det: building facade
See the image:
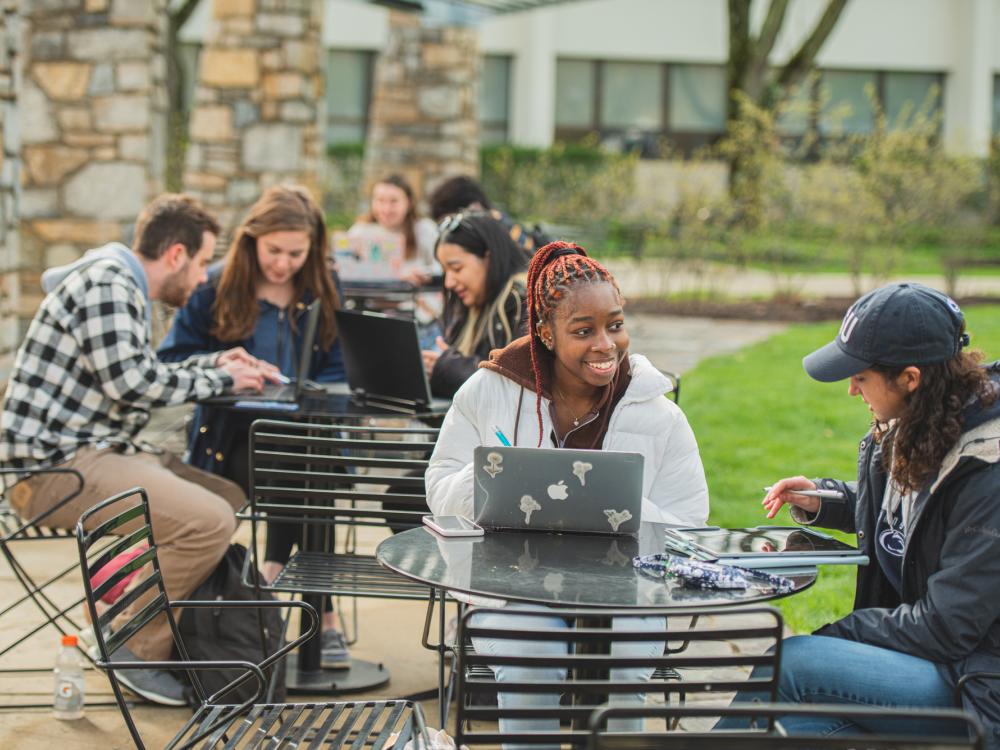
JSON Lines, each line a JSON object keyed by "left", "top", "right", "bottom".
{"left": 305, "top": 0, "right": 1000, "bottom": 156}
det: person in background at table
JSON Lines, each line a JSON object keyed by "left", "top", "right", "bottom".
{"left": 349, "top": 174, "right": 441, "bottom": 342}
{"left": 426, "top": 241, "right": 709, "bottom": 745}
{"left": 158, "top": 185, "right": 352, "bottom": 669}
{"left": 728, "top": 283, "right": 1000, "bottom": 746}
{"left": 421, "top": 211, "right": 529, "bottom": 399}
{"left": 428, "top": 174, "right": 552, "bottom": 254}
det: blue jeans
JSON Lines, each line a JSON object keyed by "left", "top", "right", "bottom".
{"left": 719, "top": 634, "right": 961, "bottom": 737}
{"left": 471, "top": 604, "right": 664, "bottom": 750}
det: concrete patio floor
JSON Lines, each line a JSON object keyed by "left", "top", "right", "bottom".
{"left": 0, "top": 313, "right": 788, "bottom": 747}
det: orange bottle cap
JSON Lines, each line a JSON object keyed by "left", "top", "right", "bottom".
{"left": 61, "top": 634, "right": 77, "bottom": 647}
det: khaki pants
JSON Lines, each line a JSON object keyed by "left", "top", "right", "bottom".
{"left": 12, "top": 446, "right": 244, "bottom": 661}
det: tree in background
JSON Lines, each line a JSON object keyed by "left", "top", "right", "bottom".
{"left": 726, "top": 0, "right": 849, "bottom": 212}
{"left": 166, "top": 0, "right": 199, "bottom": 191}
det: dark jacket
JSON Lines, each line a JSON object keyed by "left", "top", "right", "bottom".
{"left": 157, "top": 266, "right": 346, "bottom": 483}
{"left": 793, "top": 363, "right": 1000, "bottom": 746}
{"left": 429, "top": 278, "right": 526, "bottom": 398}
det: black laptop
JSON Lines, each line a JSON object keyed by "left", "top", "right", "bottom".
{"left": 208, "top": 299, "right": 321, "bottom": 404}
{"left": 335, "top": 309, "right": 451, "bottom": 413}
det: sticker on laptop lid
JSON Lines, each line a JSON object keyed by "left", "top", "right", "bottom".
{"left": 483, "top": 451, "right": 504, "bottom": 478}
{"left": 604, "top": 508, "right": 633, "bottom": 532}
{"left": 572, "top": 460, "right": 593, "bottom": 486}
{"left": 520, "top": 494, "right": 541, "bottom": 523}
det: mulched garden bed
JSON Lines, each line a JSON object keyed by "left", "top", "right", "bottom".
{"left": 629, "top": 295, "right": 1000, "bottom": 322}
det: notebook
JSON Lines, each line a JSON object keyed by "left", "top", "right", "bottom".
{"left": 664, "top": 526, "right": 868, "bottom": 568}
{"left": 335, "top": 309, "right": 451, "bottom": 413}
{"left": 472, "top": 445, "right": 644, "bottom": 536}
{"left": 208, "top": 299, "right": 321, "bottom": 404}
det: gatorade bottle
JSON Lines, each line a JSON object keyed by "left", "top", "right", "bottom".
{"left": 53, "top": 634, "right": 85, "bottom": 720}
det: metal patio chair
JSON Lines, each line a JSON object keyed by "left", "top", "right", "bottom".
{"left": 587, "top": 703, "right": 983, "bottom": 750}
{"left": 454, "top": 604, "right": 785, "bottom": 749}
{"left": 76, "top": 486, "right": 428, "bottom": 750}
{"left": 0, "top": 467, "right": 119, "bottom": 707}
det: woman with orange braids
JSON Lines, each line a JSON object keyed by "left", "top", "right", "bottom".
{"left": 425, "top": 242, "right": 709, "bottom": 744}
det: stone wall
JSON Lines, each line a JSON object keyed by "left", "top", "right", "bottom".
{"left": 0, "top": 0, "right": 19, "bottom": 373}
{"left": 182, "top": 0, "right": 323, "bottom": 240}
{"left": 18, "top": 0, "right": 167, "bottom": 316}
{"left": 361, "top": 11, "right": 480, "bottom": 206}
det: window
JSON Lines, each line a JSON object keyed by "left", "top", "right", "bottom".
{"left": 555, "top": 59, "right": 595, "bottom": 129}
{"left": 669, "top": 64, "right": 726, "bottom": 132}
{"left": 325, "top": 50, "right": 374, "bottom": 146}
{"left": 553, "top": 59, "right": 726, "bottom": 156}
{"left": 480, "top": 55, "right": 511, "bottom": 144}
{"left": 600, "top": 62, "right": 662, "bottom": 130}
{"left": 819, "top": 70, "right": 876, "bottom": 135}
{"left": 884, "top": 71, "right": 942, "bottom": 126}
{"left": 776, "top": 69, "right": 945, "bottom": 145}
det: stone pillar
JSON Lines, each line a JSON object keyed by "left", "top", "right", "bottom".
{"left": 18, "top": 0, "right": 167, "bottom": 317}
{"left": 361, "top": 11, "right": 480, "bottom": 206}
{"left": 0, "top": 0, "right": 19, "bottom": 372}
{"left": 183, "top": 0, "right": 323, "bottom": 238}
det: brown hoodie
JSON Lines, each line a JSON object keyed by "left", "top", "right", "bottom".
{"left": 479, "top": 334, "right": 632, "bottom": 449}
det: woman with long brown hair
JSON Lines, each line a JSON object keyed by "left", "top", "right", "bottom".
{"left": 728, "top": 282, "right": 1000, "bottom": 743}
{"left": 158, "top": 184, "right": 351, "bottom": 668}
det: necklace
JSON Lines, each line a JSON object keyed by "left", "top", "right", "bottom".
{"left": 554, "top": 385, "right": 598, "bottom": 428}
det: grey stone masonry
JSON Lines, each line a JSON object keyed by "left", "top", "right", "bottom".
{"left": 17, "top": 0, "right": 166, "bottom": 326}
{"left": 0, "top": 0, "right": 19, "bottom": 375}
{"left": 361, "top": 11, "right": 480, "bottom": 209}
{"left": 182, "top": 0, "right": 323, "bottom": 242}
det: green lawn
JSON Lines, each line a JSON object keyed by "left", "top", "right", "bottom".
{"left": 679, "top": 305, "right": 1000, "bottom": 633}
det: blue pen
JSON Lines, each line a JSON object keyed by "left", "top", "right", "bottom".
{"left": 493, "top": 426, "right": 511, "bottom": 446}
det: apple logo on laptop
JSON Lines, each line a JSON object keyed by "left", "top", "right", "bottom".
{"left": 547, "top": 480, "right": 569, "bottom": 500}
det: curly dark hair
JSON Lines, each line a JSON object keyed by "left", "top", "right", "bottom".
{"left": 873, "top": 346, "right": 997, "bottom": 493}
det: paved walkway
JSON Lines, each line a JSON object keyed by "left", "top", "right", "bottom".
{"left": 0, "top": 312, "right": 790, "bottom": 745}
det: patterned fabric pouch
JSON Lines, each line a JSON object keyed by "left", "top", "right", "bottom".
{"left": 633, "top": 553, "right": 793, "bottom": 594}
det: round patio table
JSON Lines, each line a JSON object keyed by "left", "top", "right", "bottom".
{"left": 376, "top": 522, "right": 816, "bottom": 723}
{"left": 376, "top": 522, "right": 816, "bottom": 609}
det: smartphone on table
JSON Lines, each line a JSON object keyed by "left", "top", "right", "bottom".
{"left": 422, "top": 515, "right": 484, "bottom": 537}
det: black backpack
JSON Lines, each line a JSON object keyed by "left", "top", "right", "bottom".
{"left": 176, "top": 544, "right": 286, "bottom": 704}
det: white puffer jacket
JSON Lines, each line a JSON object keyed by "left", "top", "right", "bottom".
{"left": 426, "top": 353, "right": 709, "bottom": 527}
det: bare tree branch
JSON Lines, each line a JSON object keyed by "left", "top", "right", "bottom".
{"left": 754, "top": 0, "right": 789, "bottom": 66}
{"left": 776, "top": 0, "right": 849, "bottom": 91}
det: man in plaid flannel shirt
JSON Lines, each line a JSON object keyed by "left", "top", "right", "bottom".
{"left": 0, "top": 194, "right": 279, "bottom": 705}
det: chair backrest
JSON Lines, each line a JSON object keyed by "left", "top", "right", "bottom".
{"left": 587, "top": 704, "right": 984, "bottom": 750}
{"left": 455, "top": 605, "right": 784, "bottom": 749}
{"left": 75, "top": 486, "right": 192, "bottom": 744}
{"left": 247, "top": 418, "right": 439, "bottom": 539}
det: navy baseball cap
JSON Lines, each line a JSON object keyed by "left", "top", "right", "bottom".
{"left": 803, "top": 283, "right": 967, "bottom": 383}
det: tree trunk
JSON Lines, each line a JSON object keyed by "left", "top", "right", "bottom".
{"left": 165, "top": 0, "right": 199, "bottom": 192}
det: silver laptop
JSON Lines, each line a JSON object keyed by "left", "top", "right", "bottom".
{"left": 473, "top": 446, "right": 644, "bottom": 536}
{"left": 335, "top": 309, "right": 451, "bottom": 413}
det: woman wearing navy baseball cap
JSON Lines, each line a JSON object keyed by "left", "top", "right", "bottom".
{"left": 735, "top": 282, "right": 1000, "bottom": 743}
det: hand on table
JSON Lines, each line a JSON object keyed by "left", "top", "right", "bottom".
{"left": 403, "top": 269, "right": 432, "bottom": 286}
{"left": 218, "top": 349, "right": 284, "bottom": 393}
{"left": 762, "top": 476, "right": 821, "bottom": 519}
{"left": 421, "top": 337, "right": 449, "bottom": 377}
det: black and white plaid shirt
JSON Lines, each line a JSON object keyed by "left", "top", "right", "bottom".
{"left": 0, "top": 258, "right": 232, "bottom": 473}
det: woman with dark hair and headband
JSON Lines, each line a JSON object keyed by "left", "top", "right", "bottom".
{"left": 730, "top": 282, "right": 1000, "bottom": 745}
{"left": 421, "top": 211, "right": 529, "bottom": 398}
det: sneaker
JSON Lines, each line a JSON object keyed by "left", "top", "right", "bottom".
{"left": 107, "top": 644, "right": 189, "bottom": 706}
{"left": 320, "top": 629, "right": 351, "bottom": 670}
